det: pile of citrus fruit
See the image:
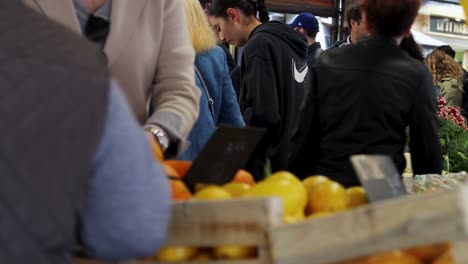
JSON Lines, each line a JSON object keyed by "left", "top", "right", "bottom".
{"left": 147, "top": 143, "right": 454, "bottom": 263}
{"left": 337, "top": 242, "right": 453, "bottom": 264}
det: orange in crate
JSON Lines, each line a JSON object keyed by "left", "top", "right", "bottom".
{"left": 232, "top": 169, "right": 255, "bottom": 186}
{"left": 148, "top": 135, "right": 164, "bottom": 161}
{"left": 164, "top": 160, "right": 192, "bottom": 179}
{"left": 162, "top": 163, "right": 180, "bottom": 178}
{"left": 433, "top": 249, "right": 454, "bottom": 264}
{"left": 366, "top": 251, "right": 422, "bottom": 264}
{"left": 162, "top": 162, "right": 192, "bottom": 201}
{"left": 170, "top": 178, "right": 193, "bottom": 201}
{"left": 405, "top": 242, "right": 451, "bottom": 262}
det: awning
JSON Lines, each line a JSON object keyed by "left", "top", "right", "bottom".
{"left": 425, "top": 33, "right": 468, "bottom": 50}
{"left": 420, "top": 1, "right": 466, "bottom": 20}
{"left": 411, "top": 30, "right": 447, "bottom": 47}
{"left": 267, "top": 0, "right": 337, "bottom": 17}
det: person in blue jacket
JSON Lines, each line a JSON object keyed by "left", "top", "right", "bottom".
{"left": 180, "top": 0, "right": 245, "bottom": 161}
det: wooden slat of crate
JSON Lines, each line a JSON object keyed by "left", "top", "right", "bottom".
{"left": 124, "top": 198, "right": 283, "bottom": 264}
{"left": 163, "top": 198, "right": 283, "bottom": 247}
{"left": 72, "top": 258, "right": 111, "bottom": 264}
{"left": 452, "top": 240, "right": 468, "bottom": 263}
{"left": 271, "top": 186, "right": 468, "bottom": 264}
{"left": 135, "top": 260, "right": 262, "bottom": 264}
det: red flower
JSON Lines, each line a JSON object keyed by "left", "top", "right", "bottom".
{"left": 437, "top": 97, "right": 468, "bottom": 130}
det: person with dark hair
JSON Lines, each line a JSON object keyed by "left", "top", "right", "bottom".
{"left": 400, "top": 33, "right": 424, "bottom": 62}
{"left": 208, "top": 0, "right": 309, "bottom": 178}
{"left": 289, "top": 0, "right": 442, "bottom": 187}
{"left": 329, "top": 2, "right": 369, "bottom": 49}
{"left": 289, "top": 13, "right": 323, "bottom": 67}
{"left": 436, "top": 45, "right": 456, "bottom": 59}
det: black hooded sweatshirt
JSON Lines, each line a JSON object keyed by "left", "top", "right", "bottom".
{"left": 240, "top": 21, "right": 309, "bottom": 178}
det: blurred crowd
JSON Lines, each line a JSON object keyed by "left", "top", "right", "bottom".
{"left": 1, "top": 0, "right": 458, "bottom": 262}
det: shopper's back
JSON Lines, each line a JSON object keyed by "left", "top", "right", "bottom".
{"left": 0, "top": 2, "right": 108, "bottom": 263}
{"left": 298, "top": 38, "right": 440, "bottom": 186}
{"left": 289, "top": 0, "right": 442, "bottom": 187}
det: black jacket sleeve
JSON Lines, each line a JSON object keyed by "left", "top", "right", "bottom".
{"left": 409, "top": 71, "right": 443, "bottom": 175}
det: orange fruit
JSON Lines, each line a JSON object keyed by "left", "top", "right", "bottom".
{"left": 164, "top": 160, "right": 192, "bottom": 179}
{"left": 366, "top": 251, "right": 422, "bottom": 264}
{"left": 147, "top": 134, "right": 164, "bottom": 161}
{"left": 307, "top": 180, "right": 347, "bottom": 214}
{"left": 170, "top": 179, "right": 192, "bottom": 201}
{"left": 232, "top": 169, "right": 255, "bottom": 185}
{"left": 405, "top": 242, "right": 451, "bottom": 262}
{"left": 433, "top": 249, "right": 454, "bottom": 264}
{"left": 162, "top": 163, "right": 180, "bottom": 178}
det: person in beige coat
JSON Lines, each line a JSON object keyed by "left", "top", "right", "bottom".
{"left": 23, "top": 0, "right": 200, "bottom": 155}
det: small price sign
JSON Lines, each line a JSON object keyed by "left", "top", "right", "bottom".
{"left": 350, "top": 155, "right": 408, "bottom": 202}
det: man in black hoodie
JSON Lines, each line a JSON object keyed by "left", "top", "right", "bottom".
{"left": 208, "top": 0, "right": 309, "bottom": 178}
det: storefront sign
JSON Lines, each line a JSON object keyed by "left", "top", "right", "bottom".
{"left": 430, "top": 15, "right": 468, "bottom": 37}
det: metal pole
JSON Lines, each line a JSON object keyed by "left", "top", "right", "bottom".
{"left": 331, "top": 0, "right": 345, "bottom": 44}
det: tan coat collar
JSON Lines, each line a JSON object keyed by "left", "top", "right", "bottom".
{"left": 27, "top": 0, "right": 147, "bottom": 65}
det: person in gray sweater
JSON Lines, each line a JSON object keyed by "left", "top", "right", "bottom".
{"left": 0, "top": 2, "right": 170, "bottom": 263}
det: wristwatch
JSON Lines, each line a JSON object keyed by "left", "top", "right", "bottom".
{"left": 145, "top": 125, "right": 170, "bottom": 152}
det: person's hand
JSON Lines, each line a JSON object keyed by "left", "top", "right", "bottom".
{"left": 146, "top": 131, "right": 164, "bottom": 161}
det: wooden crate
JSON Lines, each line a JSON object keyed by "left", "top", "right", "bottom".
{"left": 270, "top": 186, "right": 468, "bottom": 264}
{"left": 123, "top": 197, "right": 284, "bottom": 264}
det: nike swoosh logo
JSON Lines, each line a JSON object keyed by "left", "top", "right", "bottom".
{"left": 292, "top": 59, "right": 308, "bottom": 83}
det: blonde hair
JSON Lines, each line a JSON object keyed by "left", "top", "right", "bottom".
{"left": 425, "top": 50, "right": 463, "bottom": 85}
{"left": 184, "top": 0, "right": 218, "bottom": 54}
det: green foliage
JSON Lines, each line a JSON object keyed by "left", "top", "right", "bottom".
{"left": 439, "top": 117, "right": 468, "bottom": 173}
{"left": 264, "top": 159, "right": 272, "bottom": 178}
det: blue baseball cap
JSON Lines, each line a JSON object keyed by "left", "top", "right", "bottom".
{"left": 288, "top": 13, "right": 319, "bottom": 33}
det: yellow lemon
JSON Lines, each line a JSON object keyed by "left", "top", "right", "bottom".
{"left": 243, "top": 178, "right": 303, "bottom": 216}
{"left": 266, "top": 171, "right": 307, "bottom": 210}
{"left": 153, "top": 246, "right": 198, "bottom": 262}
{"left": 346, "top": 186, "right": 369, "bottom": 208}
{"left": 194, "top": 185, "right": 232, "bottom": 200}
{"left": 190, "top": 249, "right": 214, "bottom": 260}
{"left": 284, "top": 209, "right": 306, "bottom": 224}
{"left": 214, "top": 245, "right": 256, "bottom": 259}
{"left": 222, "top": 182, "right": 251, "bottom": 197}
{"left": 307, "top": 180, "right": 348, "bottom": 214}
{"left": 302, "top": 175, "right": 330, "bottom": 192}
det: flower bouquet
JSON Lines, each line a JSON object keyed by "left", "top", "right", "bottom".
{"left": 437, "top": 97, "right": 468, "bottom": 173}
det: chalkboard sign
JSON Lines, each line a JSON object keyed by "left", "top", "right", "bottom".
{"left": 183, "top": 126, "right": 266, "bottom": 189}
